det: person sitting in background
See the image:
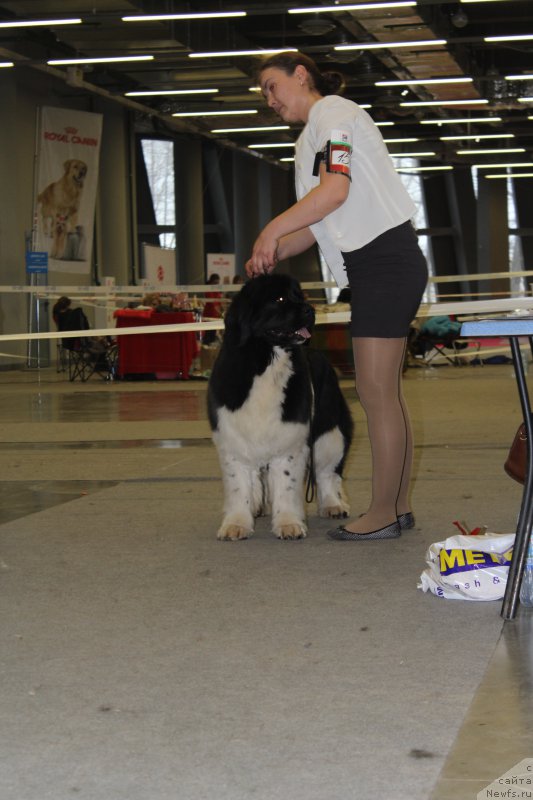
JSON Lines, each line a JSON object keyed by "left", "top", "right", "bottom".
{"left": 202, "top": 273, "right": 223, "bottom": 346}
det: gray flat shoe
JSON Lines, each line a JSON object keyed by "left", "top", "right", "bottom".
{"left": 327, "top": 521, "right": 401, "bottom": 541}
{"left": 397, "top": 512, "right": 415, "bottom": 530}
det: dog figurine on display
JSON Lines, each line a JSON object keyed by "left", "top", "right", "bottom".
{"left": 208, "top": 273, "right": 353, "bottom": 541}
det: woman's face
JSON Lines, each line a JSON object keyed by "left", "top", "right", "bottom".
{"left": 260, "top": 66, "right": 308, "bottom": 123}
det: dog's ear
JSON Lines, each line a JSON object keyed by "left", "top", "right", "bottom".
{"left": 223, "top": 291, "right": 253, "bottom": 347}
{"left": 64, "top": 159, "right": 74, "bottom": 171}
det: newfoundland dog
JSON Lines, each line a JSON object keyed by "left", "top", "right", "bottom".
{"left": 208, "top": 273, "right": 353, "bottom": 541}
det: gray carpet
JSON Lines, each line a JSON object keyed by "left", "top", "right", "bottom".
{"left": 0, "top": 476, "right": 505, "bottom": 800}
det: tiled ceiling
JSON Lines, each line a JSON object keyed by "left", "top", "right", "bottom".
{"left": 0, "top": 1, "right": 532, "bottom": 170}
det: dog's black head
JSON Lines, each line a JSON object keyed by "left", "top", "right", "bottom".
{"left": 224, "top": 273, "right": 315, "bottom": 348}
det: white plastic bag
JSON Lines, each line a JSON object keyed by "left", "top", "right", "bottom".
{"left": 418, "top": 532, "right": 515, "bottom": 601}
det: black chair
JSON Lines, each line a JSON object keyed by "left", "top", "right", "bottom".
{"left": 57, "top": 306, "right": 117, "bottom": 382}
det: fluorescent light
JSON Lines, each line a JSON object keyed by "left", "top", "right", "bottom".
{"left": 189, "top": 48, "right": 298, "bottom": 59}
{"left": 249, "top": 87, "right": 262, "bottom": 93}
{"left": 505, "top": 74, "right": 533, "bottom": 81}
{"left": 401, "top": 99, "right": 488, "bottom": 107}
{"left": 376, "top": 77, "right": 472, "bottom": 87}
{"left": 249, "top": 143, "right": 296, "bottom": 149}
{"left": 396, "top": 166, "right": 453, "bottom": 172}
{"left": 289, "top": 2, "right": 415, "bottom": 12}
{"left": 391, "top": 151, "right": 437, "bottom": 157}
{"left": 375, "top": 121, "right": 395, "bottom": 126}
{"left": 486, "top": 173, "right": 533, "bottom": 179}
{"left": 280, "top": 157, "right": 295, "bottom": 162}
{"left": 485, "top": 34, "right": 533, "bottom": 43}
{"left": 123, "top": 12, "right": 246, "bottom": 21}
{"left": 518, "top": 97, "right": 533, "bottom": 103}
{"left": 529, "top": 116, "right": 533, "bottom": 121}
{"left": 359, "top": 104, "right": 372, "bottom": 109}
{"left": 384, "top": 137, "right": 420, "bottom": 143}
{"left": 211, "top": 125, "right": 290, "bottom": 133}
{"left": 172, "top": 109, "right": 258, "bottom": 117}
{"left": 456, "top": 147, "right": 525, "bottom": 155}
{"left": 440, "top": 133, "right": 514, "bottom": 141}
{"left": 335, "top": 39, "right": 446, "bottom": 51}
{"left": 0, "top": 61, "right": 14, "bottom": 68}
{"left": 125, "top": 89, "right": 219, "bottom": 97}
{"left": 420, "top": 117, "right": 502, "bottom": 124}
{"left": 48, "top": 55, "right": 154, "bottom": 65}
{"left": 0, "top": 18, "right": 81, "bottom": 28}
{"left": 473, "top": 162, "right": 533, "bottom": 169}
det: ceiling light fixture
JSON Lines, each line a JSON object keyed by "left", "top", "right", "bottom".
{"left": 0, "top": 18, "right": 82, "bottom": 28}
{"left": 280, "top": 157, "right": 295, "bottom": 162}
{"left": 189, "top": 48, "right": 298, "bottom": 59}
{"left": 211, "top": 125, "right": 290, "bottom": 133}
{"left": 473, "top": 162, "right": 533, "bottom": 169}
{"left": 248, "top": 143, "right": 296, "bottom": 148}
{"left": 517, "top": 97, "right": 533, "bottom": 103}
{"left": 289, "top": 2, "right": 415, "bottom": 13}
{"left": 390, "top": 151, "right": 437, "bottom": 157}
{"left": 375, "top": 121, "right": 395, "bottom": 126}
{"left": 383, "top": 137, "right": 420, "bottom": 143}
{"left": 457, "top": 147, "right": 525, "bottom": 155}
{"left": 335, "top": 38, "right": 446, "bottom": 52}
{"left": 439, "top": 133, "right": 514, "bottom": 141}
{"left": 505, "top": 74, "right": 533, "bottom": 81}
{"left": 396, "top": 166, "right": 453, "bottom": 172}
{"left": 401, "top": 99, "right": 488, "bottom": 107}
{"left": 122, "top": 12, "right": 246, "bottom": 22}
{"left": 48, "top": 55, "right": 154, "bottom": 65}
{"left": 172, "top": 109, "right": 258, "bottom": 117}
{"left": 420, "top": 117, "right": 502, "bottom": 124}
{"left": 376, "top": 77, "right": 472, "bottom": 87}
{"left": 0, "top": 61, "right": 14, "bottom": 67}
{"left": 484, "top": 34, "right": 533, "bottom": 43}
{"left": 486, "top": 173, "right": 533, "bottom": 179}
{"left": 125, "top": 89, "right": 219, "bottom": 97}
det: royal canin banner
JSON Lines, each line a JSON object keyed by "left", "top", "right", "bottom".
{"left": 33, "top": 106, "right": 103, "bottom": 274}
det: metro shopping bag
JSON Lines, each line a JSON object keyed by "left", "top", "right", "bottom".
{"left": 418, "top": 532, "right": 515, "bottom": 601}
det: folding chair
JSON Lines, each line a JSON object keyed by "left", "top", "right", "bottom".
{"left": 57, "top": 306, "right": 117, "bottom": 382}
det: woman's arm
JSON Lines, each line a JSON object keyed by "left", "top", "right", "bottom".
{"left": 248, "top": 169, "right": 349, "bottom": 275}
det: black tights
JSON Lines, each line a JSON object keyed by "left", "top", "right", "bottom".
{"left": 344, "top": 336, "right": 412, "bottom": 533}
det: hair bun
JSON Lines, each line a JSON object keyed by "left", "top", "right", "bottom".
{"left": 319, "top": 71, "right": 345, "bottom": 96}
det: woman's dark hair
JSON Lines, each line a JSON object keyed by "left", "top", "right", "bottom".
{"left": 52, "top": 295, "right": 72, "bottom": 323}
{"left": 257, "top": 51, "right": 344, "bottom": 96}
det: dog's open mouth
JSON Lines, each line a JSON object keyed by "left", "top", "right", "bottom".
{"left": 267, "top": 326, "right": 312, "bottom": 344}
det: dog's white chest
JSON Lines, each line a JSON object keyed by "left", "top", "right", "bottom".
{"left": 214, "top": 348, "right": 308, "bottom": 464}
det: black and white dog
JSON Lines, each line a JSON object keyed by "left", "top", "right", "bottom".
{"left": 208, "top": 273, "right": 353, "bottom": 540}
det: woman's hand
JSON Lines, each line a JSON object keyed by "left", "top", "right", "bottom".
{"left": 246, "top": 224, "right": 279, "bottom": 277}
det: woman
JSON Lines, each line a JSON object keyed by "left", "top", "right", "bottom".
{"left": 246, "top": 52, "right": 428, "bottom": 541}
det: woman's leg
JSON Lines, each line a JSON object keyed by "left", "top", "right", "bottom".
{"left": 342, "top": 336, "right": 412, "bottom": 534}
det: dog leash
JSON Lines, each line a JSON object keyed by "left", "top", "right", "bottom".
{"left": 305, "top": 441, "right": 316, "bottom": 504}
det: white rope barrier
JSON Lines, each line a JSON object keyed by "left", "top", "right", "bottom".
{"left": 1, "top": 296, "right": 533, "bottom": 344}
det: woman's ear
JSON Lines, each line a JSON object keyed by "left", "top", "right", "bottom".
{"left": 294, "top": 65, "right": 307, "bottom": 87}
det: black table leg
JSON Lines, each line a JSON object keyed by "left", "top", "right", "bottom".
{"left": 501, "top": 336, "right": 533, "bottom": 620}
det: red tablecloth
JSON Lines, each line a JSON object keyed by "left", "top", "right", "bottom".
{"left": 114, "top": 310, "right": 199, "bottom": 378}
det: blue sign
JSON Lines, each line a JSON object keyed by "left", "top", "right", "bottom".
{"left": 26, "top": 251, "right": 49, "bottom": 274}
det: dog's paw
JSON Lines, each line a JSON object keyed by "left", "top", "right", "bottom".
{"left": 217, "top": 524, "right": 252, "bottom": 541}
{"left": 274, "top": 522, "right": 307, "bottom": 540}
{"left": 319, "top": 505, "right": 350, "bottom": 519}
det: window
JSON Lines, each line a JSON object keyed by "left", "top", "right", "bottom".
{"left": 140, "top": 139, "right": 176, "bottom": 249}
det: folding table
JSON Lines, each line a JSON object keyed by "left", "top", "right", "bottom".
{"left": 461, "top": 316, "right": 533, "bottom": 620}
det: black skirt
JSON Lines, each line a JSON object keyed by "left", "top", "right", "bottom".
{"left": 342, "top": 221, "right": 428, "bottom": 338}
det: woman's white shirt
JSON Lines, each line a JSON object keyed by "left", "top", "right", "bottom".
{"left": 294, "top": 94, "right": 416, "bottom": 286}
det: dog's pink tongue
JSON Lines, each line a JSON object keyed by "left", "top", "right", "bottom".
{"left": 296, "top": 327, "right": 311, "bottom": 339}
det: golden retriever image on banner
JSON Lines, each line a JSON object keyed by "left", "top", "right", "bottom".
{"left": 38, "top": 158, "right": 87, "bottom": 259}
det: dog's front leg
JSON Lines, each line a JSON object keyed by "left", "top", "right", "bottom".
{"left": 217, "top": 452, "right": 259, "bottom": 541}
{"left": 268, "top": 449, "right": 308, "bottom": 540}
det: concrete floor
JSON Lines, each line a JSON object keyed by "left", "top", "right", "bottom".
{"left": 0, "top": 362, "right": 531, "bottom": 800}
